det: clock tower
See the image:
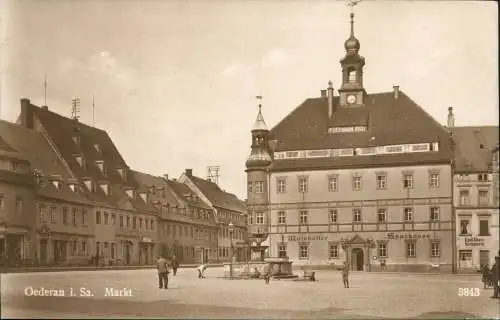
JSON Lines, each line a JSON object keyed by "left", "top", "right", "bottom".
{"left": 338, "top": 12, "right": 366, "bottom": 107}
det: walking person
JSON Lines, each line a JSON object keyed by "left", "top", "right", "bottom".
{"left": 157, "top": 255, "right": 169, "bottom": 289}
{"left": 342, "top": 261, "right": 350, "bottom": 288}
{"left": 481, "top": 264, "right": 490, "bottom": 289}
{"left": 172, "top": 255, "right": 179, "bottom": 276}
{"left": 490, "top": 256, "right": 500, "bottom": 299}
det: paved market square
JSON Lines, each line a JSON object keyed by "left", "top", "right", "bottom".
{"left": 1, "top": 268, "right": 498, "bottom": 319}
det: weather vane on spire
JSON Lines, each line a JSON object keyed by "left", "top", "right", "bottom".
{"left": 256, "top": 95, "right": 263, "bottom": 112}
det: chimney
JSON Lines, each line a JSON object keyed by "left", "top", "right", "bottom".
{"left": 327, "top": 81, "right": 334, "bottom": 118}
{"left": 20, "top": 98, "right": 34, "bottom": 129}
{"left": 163, "top": 174, "right": 169, "bottom": 180}
{"left": 447, "top": 106, "right": 455, "bottom": 132}
{"left": 185, "top": 169, "right": 193, "bottom": 176}
{"left": 320, "top": 89, "right": 327, "bottom": 98}
{"left": 41, "top": 105, "right": 48, "bottom": 110}
{"left": 393, "top": 85, "right": 400, "bottom": 99}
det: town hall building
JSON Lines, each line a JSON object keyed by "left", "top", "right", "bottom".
{"left": 245, "top": 12, "right": 455, "bottom": 272}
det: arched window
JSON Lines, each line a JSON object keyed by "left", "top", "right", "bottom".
{"left": 348, "top": 68, "right": 356, "bottom": 83}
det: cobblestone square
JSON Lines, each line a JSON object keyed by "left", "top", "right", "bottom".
{"left": 1, "top": 268, "right": 498, "bottom": 319}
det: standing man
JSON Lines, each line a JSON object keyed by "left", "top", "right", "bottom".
{"left": 197, "top": 264, "right": 207, "bottom": 279}
{"left": 342, "top": 261, "right": 350, "bottom": 288}
{"left": 172, "top": 255, "right": 179, "bottom": 276}
{"left": 491, "top": 256, "right": 500, "bottom": 299}
{"left": 157, "top": 255, "right": 169, "bottom": 289}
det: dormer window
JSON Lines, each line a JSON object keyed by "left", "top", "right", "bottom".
{"left": 95, "top": 160, "right": 105, "bottom": 174}
{"left": 125, "top": 189, "right": 135, "bottom": 198}
{"left": 68, "top": 183, "right": 76, "bottom": 192}
{"left": 139, "top": 192, "right": 147, "bottom": 203}
{"left": 100, "top": 183, "right": 110, "bottom": 196}
{"left": 94, "top": 144, "right": 101, "bottom": 153}
{"left": 82, "top": 179, "right": 94, "bottom": 192}
{"left": 11, "top": 161, "right": 19, "bottom": 172}
{"left": 52, "top": 180, "right": 62, "bottom": 190}
{"left": 117, "top": 167, "right": 125, "bottom": 180}
{"left": 75, "top": 155, "right": 85, "bottom": 167}
{"left": 348, "top": 69, "right": 356, "bottom": 83}
{"left": 72, "top": 136, "right": 80, "bottom": 145}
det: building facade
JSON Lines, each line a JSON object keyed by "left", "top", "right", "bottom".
{"left": 180, "top": 169, "right": 248, "bottom": 262}
{"left": 452, "top": 126, "right": 499, "bottom": 270}
{"left": 246, "top": 13, "right": 455, "bottom": 272}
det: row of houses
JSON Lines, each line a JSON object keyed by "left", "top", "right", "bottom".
{"left": 0, "top": 100, "right": 247, "bottom": 266}
{"left": 245, "top": 12, "right": 499, "bottom": 272}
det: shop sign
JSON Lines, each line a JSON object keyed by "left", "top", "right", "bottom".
{"left": 386, "top": 232, "right": 431, "bottom": 240}
{"left": 464, "top": 237, "right": 484, "bottom": 247}
{"left": 288, "top": 234, "right": 328, "bottom": 241}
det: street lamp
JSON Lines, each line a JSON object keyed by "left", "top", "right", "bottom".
{"left": 228, "top": 222, "right": 234, "bottom": 279}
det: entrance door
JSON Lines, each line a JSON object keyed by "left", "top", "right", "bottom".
{"left": 40, "top": 239, "right": 48, "bottom": 264}
{"left": 479, "top": 250, "right": 490, "bottom": 267}
{"left": 0, "top": 238, "right": 4, "bottom": 265}
{"left": 351, "top": 248, "right": 364, "bottom": 271}
{"left": 125, "top": 243, "right": 131, "bottom": 265}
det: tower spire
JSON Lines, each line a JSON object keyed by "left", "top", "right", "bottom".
{"left": 350, "top": 12, "right": 355, "bottom": 38}
{"left": 253, "top": 95, "right": 268, "bottom": 131}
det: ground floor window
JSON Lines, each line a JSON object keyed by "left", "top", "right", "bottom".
{"left": 430, "top": 241, "right": 440, "bottom": 257}
{"left": 406, "top": 242, "right": 416, "bottom": 258}
{"left": 298, "top": 243, "right": 309, "bottom": 260}
{"left": 378, "top": 243, "right": 387, "bottom": 258}
{"left": 278, "top": 243, "right": 287, "bottom": 258}
{"left": 459, "top": 250, "right": 472, "bottom": 261}
{"left": 328, "top": 243, "right": 338, "bottom": 259}
{"left": 479, "top": 250, "right": 489, "bottom": 267}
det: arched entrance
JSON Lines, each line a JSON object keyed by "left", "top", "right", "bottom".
{"left": 351, "top": 248, "right": 364, "bottom": 271}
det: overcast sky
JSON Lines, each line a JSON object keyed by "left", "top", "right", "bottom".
{"left": 0, "top": 0, "right": 498, "bottom": 200}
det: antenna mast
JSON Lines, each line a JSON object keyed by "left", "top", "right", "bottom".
{"left": 207, "top": 166, "right": 220, "bottom": 186}
{"left": 43, "top": 73, "right": 47, "bottom": 106}
{"left": 71, "top": 97, "right": 80, "bottom": 120}
{"left": 92, "top": 96, "right": 95, "bottom": 127}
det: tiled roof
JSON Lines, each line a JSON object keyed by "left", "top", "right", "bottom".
{"left": 0, "top": 134, "right": 29, "bottom": 163}
{"left": 131, "top": 170, "right": 180, "bottom": 207}
{"left": 164, "top": 179, "right": 212, "bottom": 210}
{"left": 452, "top": 126, "right": 499, "bottom": 173}
{"left": 0, "top": 170, "right": 35, "bottom": 187}
{"left": 270, "top": 91, "right": 451, "bottom": 151}
{"left": 268, "top": 91, "right": 453, "bottom": 171}
{"left": 0, "top": 120, "right": 91, "bottom": 205}
{"left": 188, "top": 175, "right": 246, "bottom": 213}
{"left": 26, "top": 103, "right": 135, "bottom": 188}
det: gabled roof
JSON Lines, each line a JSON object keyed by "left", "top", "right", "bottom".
{"left": 271, "top": 92, "right": 451, "bottom": 151}
{"left": 25, "top": 103, "right": 135, "bottom": 188}
{"left": 0, "top": 134, "right": 29, "bottom": 163}
{"left": 165, "top": 179, "right": 212, "bottom": 210}
{"left": 452, "top": 126, "right": 499, "bottom": 173}
{"left": 268, "top": 91, "right": 452, "bottom": 171}
{"left": 131, "top": 170, "right": 180, "bottom": 207}
{"left": 188, "top": 175, "right": 246, "bottom": 213}
{"left": 0, "top": 120, "right": 91, "bottom": 205}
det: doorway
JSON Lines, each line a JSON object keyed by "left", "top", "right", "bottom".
{"left": 40, "top": 239, "right": 48, "bottom": 264}
{"left": 351, "top": 248, "right": 364, "bottom": 271}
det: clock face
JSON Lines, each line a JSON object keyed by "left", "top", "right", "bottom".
{"left": 347, "top": 94, "right": 356, "bottom": 104}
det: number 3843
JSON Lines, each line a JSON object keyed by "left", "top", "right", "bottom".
{"left": 458, "top": 288, "right": 480, "bottom": 297}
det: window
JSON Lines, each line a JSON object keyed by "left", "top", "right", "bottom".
{"left": 478, "top": 190, "right": 489, "bottom": 206}
{"left": 429, "top": 172, "right": 440, "bottom": 188}
{"left": 248, "top": 213, "right": 253, "bottom": 225}
{"left": 403, "top": 207, "right": 413, "bottom": 222}
{"left": 13, "top": 197, "right": 22, "bottom": 213}
{"left": 0, "top": 195, "right": 4, "bottom": 209}
{"left": 403, "top": 174, "right": 414, "bottom": 189}
{"left": 431, "top": 242, "right": 440, "bottom": 257}
{"left": 430, "top": 207, "right": 440, "bottom": 221}
{"left": 82, "top": 241, "right": 87, "bottom": 256}
{"left": 328, "top": 243, "right": 339, "bottom": 259}
{"left": 480, "top": 250, "right": 490, "bottom": 267}
{"left": 378, "top": 243, "right": 387, "bottom": 258}
{"left": 277, "top": 178, "right": 286, "bottom": 193}
{"left": 133, "top": 217, "right": 137, "bottom": 229}
{"left": 11, "top": 161, "right": 19, "bottom": 171}
{"left": 278, "top": 243, "right": 287, "bottom": 258}
{"left": 277, "top": 211, "right": 286, "bottom": 224}
{"left": 352, "top": 175, "right": 362, "bottom": 191}
{"left": 119, "top": 215, "right": 124, "bottom": 228}
{"left": 460, "top": 219, "right": 471, "bottom": 235}
{"left": 459, "top": 250, "right": 472, "bottom": 261}
{"left": 479, "top": 220, "right": 489, "bottom": 236}
{"left": 82, "top": 209, "right": 87, "bottom": 225}
{"left": 406, "top": 242, "right": 416, "bottom": 257}
{"left": 376, "top": 174, "right": 387, "bottom": 190}
{"left": 348, "top": 69, "right": 356, "bottom": 83}
{"left": 353, "top": 208, "right": 362, "bottom": 223}
{"left": 328, "top": 209, "right": 337, "bottom": 224}
{"left": 298, "top": 176, "right": 308, "bottom": 193}
{"left": 299, "top": 210, "right": 308, "bottom": 225}
{"left": 104, "top": 212, "right": 109, "bottom": 225}
{"left": 459, "top": 190, "right": 470, "bottom": 206}
{"left": 111, "top": 214, "right": 115, "bottom": 225}
{"left": 72, "top": 208, "right": 77, "bottom": 225}
{"left": 50, "top": 206, "right": 56, "bottom": 223}
{"left": 126, "top": 216, "right": 130, "bottom": 228}
{"left": 478, "top": 173, "right": 489, "bottom": 181}
{"left": 256, "top": 212, "right": 264, "bottom": 224}
{"left": 96, "top": 211, "right": 101, "bottom": 224}
{"left": 62, "top": 207, "right": 69, "bottom": 224}
{"left": 39, "top": 204, "right": 48, "bottom": 223}
{"left": 255, "top": 181, "right": 264, "bottom": 193}
{"left": 377, "top": 208, "right": 387, "bottom": 223}
{"left": 139, "top": 218, "right": 143, "bottom": 229}
{"left": 247, "top": 181, "right": 252, "bottom": 194}
{"left": 298, "top": 243, "right": 309, "bottom": 260}
{"left": 328, "top": 176, "right": 338, "bottom": 192}
{"left": 72, "top": 240, "right": 78, "bottom": 256}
